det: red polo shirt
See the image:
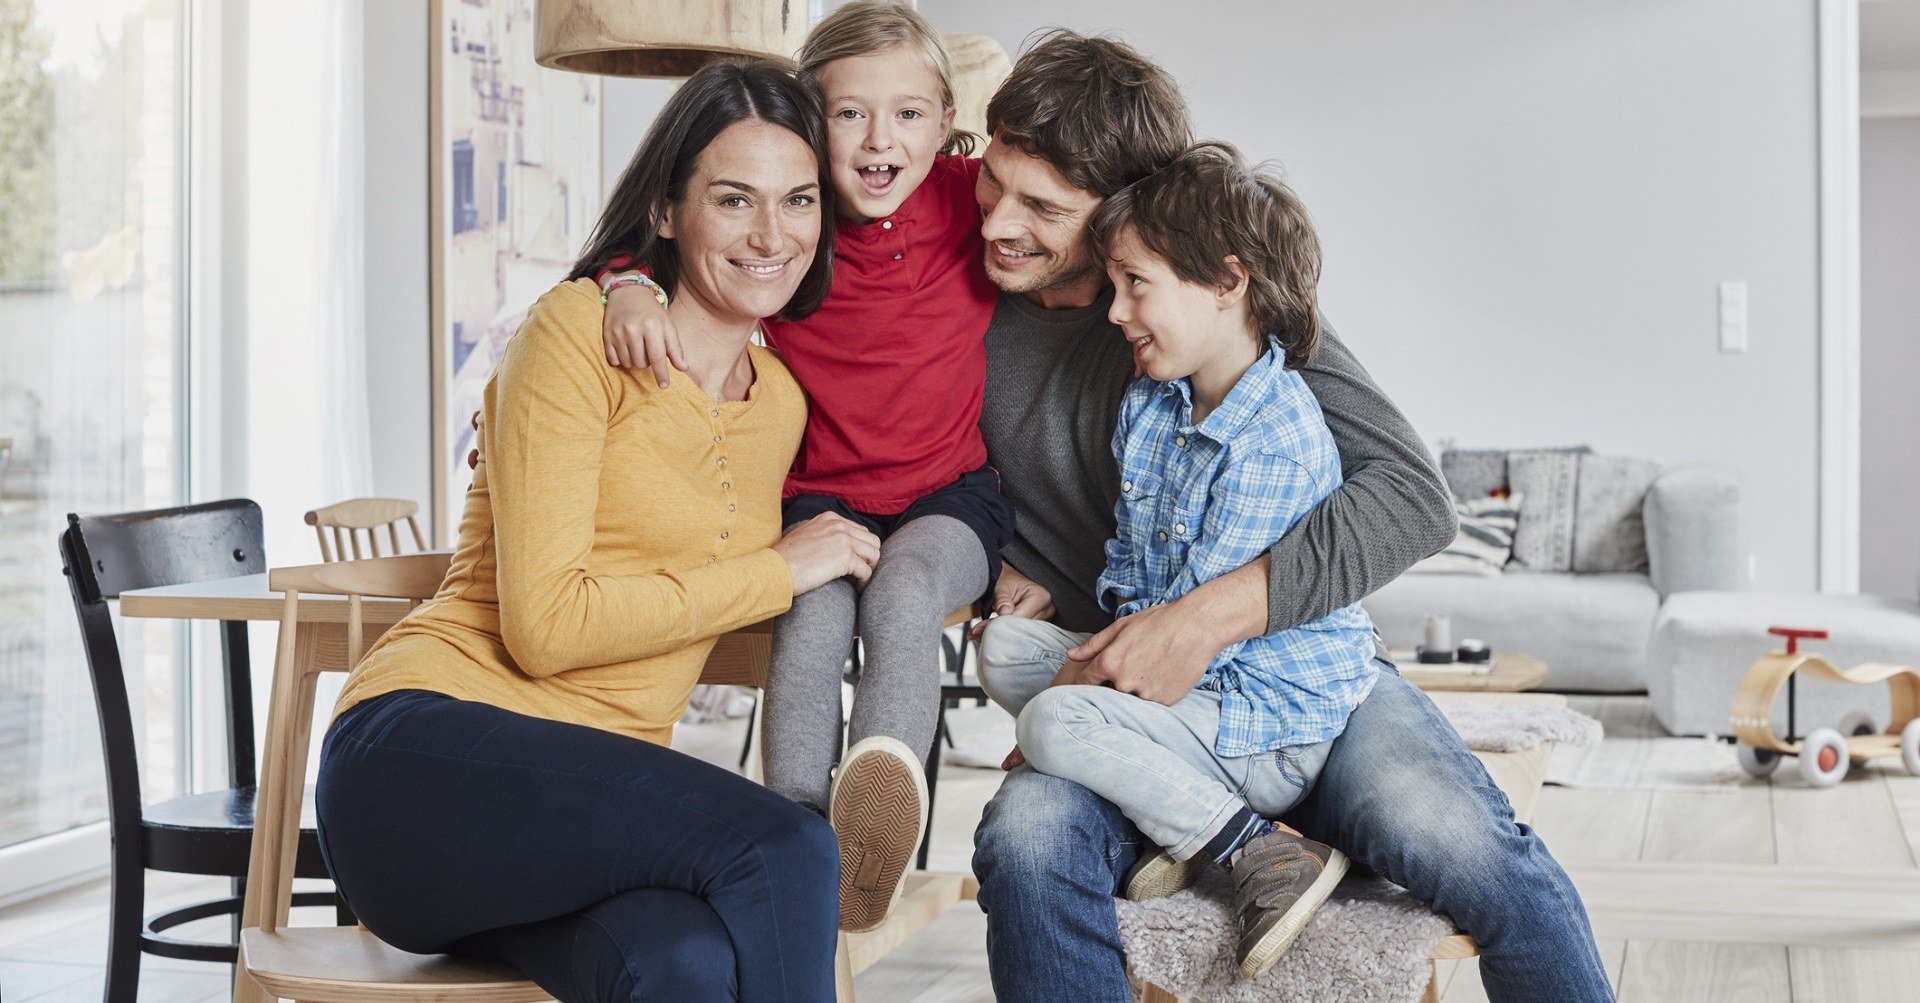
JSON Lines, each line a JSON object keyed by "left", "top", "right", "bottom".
{"left": 609, "top": 155, "right": 995, "bottom": 514}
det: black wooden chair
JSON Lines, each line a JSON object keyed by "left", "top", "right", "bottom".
{"left": 60, "top": 500, "right": 345, "bottom": 1003}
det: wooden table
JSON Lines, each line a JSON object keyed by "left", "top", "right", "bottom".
{"left": 1393, "top": 650, "right": 1548, "bottom": 692}
{"left": 121, "top": 572, "right": 416, "bottom": 627}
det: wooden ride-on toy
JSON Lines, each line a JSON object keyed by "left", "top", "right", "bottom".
{"left": 1730, "top": 626, "right": 1920, "bottom": 787}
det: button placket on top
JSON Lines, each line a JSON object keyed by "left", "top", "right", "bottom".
{"left": 709, "top": 402, "right": 735, "bottom": 561}
{"left": 881, "top": 215, "right": 906, "bottom": 263}
{"left": 1165, "top": 429, "right": 1203, "bottom": 553}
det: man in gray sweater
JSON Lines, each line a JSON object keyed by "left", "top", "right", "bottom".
{"left": 968, "top": 31, "right": 1612, "bottom": 1001}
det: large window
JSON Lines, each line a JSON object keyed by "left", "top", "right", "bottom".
{"left": 0, "top": 0, "right": 186, "bottom": 855}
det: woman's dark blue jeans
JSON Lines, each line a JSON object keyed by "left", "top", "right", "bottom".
{"left": 316, "top": 689, "right": 840, "bottom": 1002}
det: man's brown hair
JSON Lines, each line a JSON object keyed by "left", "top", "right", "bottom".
{"left": 1091, "top": 141, "right": 1323, "bottom": 369}
{"left": 985, "top": 29, "right": 1191, "bottom": 198}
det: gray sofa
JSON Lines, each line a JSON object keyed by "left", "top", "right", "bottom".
{"left": 1363, "top": 467, "right": 1742, "bottom": 692}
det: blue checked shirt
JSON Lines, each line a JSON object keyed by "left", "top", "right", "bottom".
{"left": 1096, "top": 338, "right": 1379, "bottom": 757}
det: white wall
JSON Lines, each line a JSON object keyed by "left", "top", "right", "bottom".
{"left": 358, "top": 12, "right": 673, "bottom": 544}
{"left": 923, "top": 0, "right": 1821, "bottom": 590}
{"left": 1860, "top": 117, "right": 1920, "bottom": 601}
{"left": 603, "top": 78, "right": 680, "bottom": 200}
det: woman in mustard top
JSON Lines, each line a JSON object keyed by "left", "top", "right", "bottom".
{"left": 315, "top": 60, "right": 880, "bottom": 1002}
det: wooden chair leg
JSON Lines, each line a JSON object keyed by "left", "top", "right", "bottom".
{"left": 1422, "top": 960, "right": 1443, "bottom": 1002}
{"left": 1138, "top": 981, "right": 1182, "bottom": 1003}
{"left": 835, "top": 931, "right": 856, "bottom": 1002}
{"left": 918, "top": 709, "right": 944, "bottom": 870}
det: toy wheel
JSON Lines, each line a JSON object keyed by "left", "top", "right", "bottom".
{"left": 1799, "top": 728, "right": 1850, "bottom": 788}
{"left": 1736, "top": 743, "right": 1781, "bottom": 778}
{"left": 1838, "top": 710, "right": 1879, "bottom": 737}
{"left": 1902, "top": 720, "right": 1920, "bottom": 776}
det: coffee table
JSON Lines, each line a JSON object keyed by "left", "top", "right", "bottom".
{"left": 1390, "top": 649, "right": 1548, "bottom": 692}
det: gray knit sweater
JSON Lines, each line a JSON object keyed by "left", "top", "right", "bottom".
{"left": 980, "top": 289, "right": 1456, "bottom": 638}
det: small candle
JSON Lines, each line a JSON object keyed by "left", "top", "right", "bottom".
{"left": 1424, "top": 615, "right": 1451, "bottom": 654}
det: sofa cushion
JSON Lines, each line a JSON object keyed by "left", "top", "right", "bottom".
{"left": 1364, "top": 571, "right": 1660, "bottom": 691}
{"left": 1439, "top": 444, "right": 1587, "bottom": 502}
{"left": 1440, "top": 448, "right": 1512, "bottom": 502}
{"left": 1572, "top": 455, "right": 1661, "bottom": 574}
{"left": 1508, "top": 451, "right": 1581, "bottom": 571}
{"left": 1413, "top": 493, "right": 1524, "bottom": 575}
{"left": 1648, "top": 591, "right": 1920, "bottom": 735}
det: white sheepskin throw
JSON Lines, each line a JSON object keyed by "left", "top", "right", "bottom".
{"left": 1117, "top": 869, "right": 1455, "bottom": 1002}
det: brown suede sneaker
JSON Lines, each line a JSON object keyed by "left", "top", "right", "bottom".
{"left": 1123, "top": 849, "right": 1210, "bottom": 901}
{"left": 829, "top": 736, "right": 928, "bottom": 932}
{"left": 1229, "top": 829, "right": 1349, "bottom": 979}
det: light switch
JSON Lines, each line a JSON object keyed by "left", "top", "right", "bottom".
{"left": 1718, "top": 280, "right": 1747, "bottom": 354}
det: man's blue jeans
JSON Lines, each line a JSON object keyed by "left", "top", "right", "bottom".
{"left": 979, "top": 615, "right": 1329, "bottom": 861}
{"left": 971, "top": 663, "right": 1614, "bottom": 1002}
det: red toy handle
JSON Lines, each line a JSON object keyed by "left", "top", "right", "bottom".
{"left": 1768, "top": 626, "right": 1829, "bottom": 654}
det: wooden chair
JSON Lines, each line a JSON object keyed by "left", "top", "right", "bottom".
{"left": 304, "top": 498, "right": 428, "bottom": 562}
{"left": 235, "top": 552, "right": 542, "bottom": 1003}
{"left": 59, "top": 501, "right": 346, "bottom": 1003}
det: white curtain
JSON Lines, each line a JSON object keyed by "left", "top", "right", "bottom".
{"left": 244, "top": 0, "right": 371, "bottom": 566}
{"left": 319, "top": 0, "right": 374, "bottom": 505}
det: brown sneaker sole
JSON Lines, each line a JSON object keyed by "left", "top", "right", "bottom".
{"left": 1238, "top": 847, "right": 1349, "bottom": 980}
{"left": 1124, "top": 850, "right": 1210, "bottom": 901}
{"left": 830, "top": 737, "right": 927, "bottom": 933}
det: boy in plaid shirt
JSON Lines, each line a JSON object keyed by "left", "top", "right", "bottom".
{"left": 978, "top": 142, "right": 1377, "bottom": 981}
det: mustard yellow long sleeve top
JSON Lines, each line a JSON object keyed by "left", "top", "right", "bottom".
{"left": 335, "top": 278, "right": 805, "bottom": 745}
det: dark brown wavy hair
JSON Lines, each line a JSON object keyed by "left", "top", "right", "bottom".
{"left": 569, "top": 58, "right": 836, "bottom": 320}
{"left": 1091, "top": 141, "right": 1323, "bottom": 369}
{"left": 985, "top": 29, "right": 1191, "bottom": 199}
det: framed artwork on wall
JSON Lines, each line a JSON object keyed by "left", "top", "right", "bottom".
{"left": 430, "top": 0, "right": 603, "bottom": 545}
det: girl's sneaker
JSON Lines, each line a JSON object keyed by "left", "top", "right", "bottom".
{"left": 830, "top": 735, "right": 928, "bottom": 932}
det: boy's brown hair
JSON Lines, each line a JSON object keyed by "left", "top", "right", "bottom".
{"left": 1091, "top": 141, "right": 1322, "bottom": 369}
{"left": 985, "top": 29, "right": 1191, "bottom": 199}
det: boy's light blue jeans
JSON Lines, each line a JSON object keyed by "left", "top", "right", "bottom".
{"left": 969, "top": 627, "right": 1615, "bottom": 1003}
{"left": 979, "top": 615, "right": 1329, "bottom": 860}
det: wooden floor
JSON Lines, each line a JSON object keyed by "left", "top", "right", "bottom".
{"left": 7, "top": 694, "right": 1920, "bottom": 1001}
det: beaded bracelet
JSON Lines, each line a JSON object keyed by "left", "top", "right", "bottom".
{"left": 601, "top": 272, "right": 669, "bottom": 309}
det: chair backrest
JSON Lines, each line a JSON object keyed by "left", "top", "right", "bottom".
{"left": 60, "top": 500, "right": 267, "bottom": 814}
{"left": 304, "top": 497, "right": 428, "bottom": 562}
{"left": 247, "top": 552, "right": 451, "bottom": 935}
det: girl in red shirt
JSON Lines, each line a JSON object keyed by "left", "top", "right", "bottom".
{"left": 597, "top": 3, "right": 1006, "bottom": 935}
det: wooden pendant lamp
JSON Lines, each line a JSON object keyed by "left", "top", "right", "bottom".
{"left": 536, "top": 0, "right": 808, "bottom": 78}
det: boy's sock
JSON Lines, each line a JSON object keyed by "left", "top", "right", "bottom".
{"left": 1201, "top": 808, "right": 1275, "bottom": 866}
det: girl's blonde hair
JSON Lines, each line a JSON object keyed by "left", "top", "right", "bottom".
{"left": 797, "top": 1, "right": 978, "bottom": 155}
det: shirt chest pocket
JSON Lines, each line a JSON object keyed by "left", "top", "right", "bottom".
{"left": 1117, "top": 471, "right": 1180, "bottom": 550}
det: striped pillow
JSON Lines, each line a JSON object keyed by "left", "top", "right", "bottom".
{"left": 1413, "top": 493, "right": 1524, "bottom": 575}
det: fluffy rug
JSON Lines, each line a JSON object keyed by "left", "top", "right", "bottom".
{"left": 1435, "top": 699, "right": 1603, "bottom": 752}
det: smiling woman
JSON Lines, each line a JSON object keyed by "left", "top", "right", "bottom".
{"left": 312, "top": 58, "right": 879, "bottom": 1003}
